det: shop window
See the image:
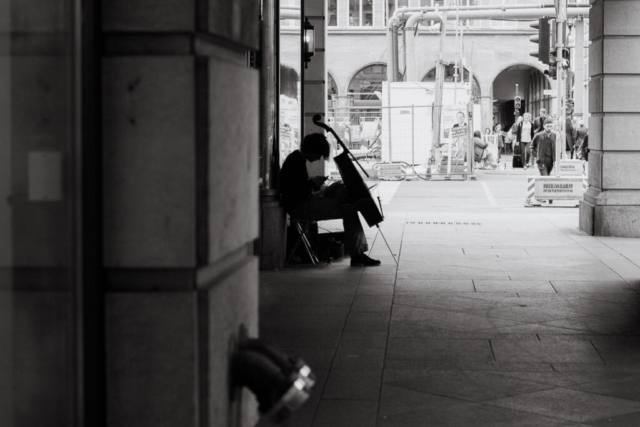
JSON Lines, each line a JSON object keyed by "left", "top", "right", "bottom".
{"left": 281, "top": 0, "right": 301, "bottom": 27}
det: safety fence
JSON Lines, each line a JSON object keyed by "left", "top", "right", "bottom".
{"left": 327, "top": 105, "right": 495, "bottom": 179}
{"left": 327, "top": 105, "right": 433, "bottom": 165}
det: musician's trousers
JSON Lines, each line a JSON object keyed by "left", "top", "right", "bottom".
{"left": 289, "top": 182, "right": 368, "bottom": 257}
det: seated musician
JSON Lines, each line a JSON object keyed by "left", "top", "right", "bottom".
{"left": 280, "top": 133, "right": 381, "bottom": 267}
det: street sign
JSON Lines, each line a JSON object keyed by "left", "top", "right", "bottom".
{"left": 376, "top": 163, "right": 404, "bottom": 181}
{"left": 534, "top": 176, "right": 585, "bottom": 200}
{"left": 543, "top": 89, "right": 554, "bottom": 96}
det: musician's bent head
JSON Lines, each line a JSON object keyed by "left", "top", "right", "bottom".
{"left": 301, "top": 133, "right": 330, "bottom": 162}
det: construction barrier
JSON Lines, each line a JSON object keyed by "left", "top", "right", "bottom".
{"left": 525, "top": 172, "right": 588, "bottom": 206}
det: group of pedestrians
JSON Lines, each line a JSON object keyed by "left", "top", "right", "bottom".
{"left": 490, "top": 108, "right": 589, "bottom": 175}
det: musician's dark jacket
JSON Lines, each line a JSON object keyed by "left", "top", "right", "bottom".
{"left": 280, "top": 150, "right": 319, "bottom": 212}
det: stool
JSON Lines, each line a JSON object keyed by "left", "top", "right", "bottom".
{"left": 286, "top": 219, "right": 320, "bottom": 266}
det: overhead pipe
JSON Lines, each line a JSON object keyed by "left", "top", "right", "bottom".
{"left": 402, "top": 7, "right": 589, "bottom": 23}
{"left": 405, "top": 12, "right": 440, "bottom": 82}
{"left": 390, "top": 2, "right": 587, "bottom": 23}
{"left": 398, "top": 6, "right": 590, "bottom": 83}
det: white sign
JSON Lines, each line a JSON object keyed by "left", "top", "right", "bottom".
{"left": 442, "top": 104, "right": 468, "bottom": 145}
{"left": 376, "top": 163, "right": 404, "bottom": 180}
{"left": 558, "top": 159, "right": 585, "bottom": 176}
{"left": 534, "top": 176, "right": 585, "bottom": 200}
{"left": 543, "top": 89, "right": 555, "bottom": 96}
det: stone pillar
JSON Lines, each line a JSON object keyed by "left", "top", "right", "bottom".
{"left": 480, "top": 95, "right": 494, "bottom": 131}
{"left": 580, "top": 0, "right": 640, "bottom": 236}
{"left": 258, "top": 0, "right": 287, "bottom": 270}
{"left": 102, "top": 1, "right": 260, "bottom": 426}
{"left": 304, "top": 0, "right": 327, "bottom": 178}
{"left": 573, "top": 19, "right": 586, "bottom": 120}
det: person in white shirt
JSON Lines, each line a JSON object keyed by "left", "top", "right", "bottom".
{"left": 515, "top": 113, "right": 535, "bottom": 169}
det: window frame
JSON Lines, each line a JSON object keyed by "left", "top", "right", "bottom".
{"left": 348, "top": 0, "right": 375, "bottom": 28}
{"left": 328, "top": 0, "right": 338, "bottom": 27}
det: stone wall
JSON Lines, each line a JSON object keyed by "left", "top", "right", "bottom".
{"left": 102, "top": 1, "right": 260, "bottom": 426}
{"left": 580, "top": 0, "right": 640, "bottom": 237}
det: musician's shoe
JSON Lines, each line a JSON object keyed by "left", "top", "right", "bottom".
{"left": 351, "top": 254, "right": 381, "bottom": 267}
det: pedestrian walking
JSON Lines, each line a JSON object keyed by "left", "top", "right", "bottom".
{"left": 574, "top": 119, "right": 588, "bottom": 160}
{"left": 531, "top": 117, "right": 556, "bottom": 177}
{"left": 515, "top": 112, "right": 535, "bottom": 169}
{"left": 566, "top": 115, "right": 575, "bottom": 158}
{"left": 494, "top": 123, "right": 506, "bottom": 155}
{"left": 533, "top": 108, "right": 547, "bottom": 134}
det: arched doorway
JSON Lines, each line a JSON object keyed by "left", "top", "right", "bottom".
{"left": 347, "top": 63, "right": 387, "bottom": 105}
{"left": 422, "top": 65, "right": 481, "bottom": 104}
{"left": 491, "top": 64, "right": 551, "bottom": 131}
{"left": 327, "top": 72, "right": 338, "bottom": 101}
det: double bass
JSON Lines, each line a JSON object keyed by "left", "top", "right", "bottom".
{"left": 312, "top": 114, "right": 384, "bottom": 228}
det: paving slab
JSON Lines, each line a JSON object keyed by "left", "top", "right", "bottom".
{"left": 487, "top": 388, "right": 640, "bottom": 423}
{"left": 259, "top": 179, "right": 640, "bottom": 426}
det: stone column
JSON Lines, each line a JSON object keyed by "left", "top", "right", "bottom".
{"left": 480, "top": 95, "right": 494, "bottom": 131}
{"left": 573, "top": 19, "right": 586, "bottom": 120}
{"left": 580, "top": 0, "right": 640, "bottom": 236}
{"left": 102, "top": 1, "right": 260, "bottom": 426}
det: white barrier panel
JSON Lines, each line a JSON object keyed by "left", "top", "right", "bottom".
{"left": 558, "top": 160, "right": 585, "bottom": 176}
{"left": 375, "top": 163, "right": 404, "bottom": 181}
{"left": 534, "top": 176, "right": 586, "bottom": 200}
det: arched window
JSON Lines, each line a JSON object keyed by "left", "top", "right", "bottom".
{"left": 422, "top": 65, "right": 481, "bottom": 104}
{"left": 347, "top": 64, "right": 387, "bottom": 101}
{"left": 327, "top": 73, "right": 338, "bottom": 100}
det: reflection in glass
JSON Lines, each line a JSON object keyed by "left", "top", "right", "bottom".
{"left": 329, "top": 0, "right": 338, "bottom": 26}
{"left": 0, "top": 0, "right": 80, "bottom": 426}
{"left": 279, "top": 5, "right": 302, "bottom": 166}
{"left": 363, "top": 0, "right": 373, "bottom": 26}
{"left": 349, "top": 0, "right": 360, "bottom": 26}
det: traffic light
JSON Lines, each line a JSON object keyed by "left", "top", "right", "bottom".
{"left": 529, "top": 18, "right": 551, "bottom": 64}
{"left": 560, "top": 47, "right": 570, "bottom": 69}
{"left": 544, "top": 51, "right": 558, "bottom": 80}
{"left": 514, "top": 95, "right": 522, "bottom": 110}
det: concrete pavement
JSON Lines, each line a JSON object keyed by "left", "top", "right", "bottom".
{"left": 259, "top": 176, "right": 640, "bottom": 427}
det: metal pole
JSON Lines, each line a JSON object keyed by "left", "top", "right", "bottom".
{"left": 260, "top": 0, "right": 278, "bottom": 189}
{"left": 573, "top": 18, "right": 585, "bottom": 119}
{"left": 431, "top": 3, "right": 449, "bottom": 166}
{"left": 468, "top": 61, "right": 475, "bottom": 176}
{"left": 556, "top": 0, "right": 567, "bottom": 175}
{"left": 411, "top": 104, "right": 415, "bottom": 165}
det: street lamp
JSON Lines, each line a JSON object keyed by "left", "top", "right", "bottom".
{"left": 303, "top": 17, "right": 315, "bottom": 69}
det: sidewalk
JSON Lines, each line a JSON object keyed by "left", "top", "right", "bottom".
{"left": 259, "top": 180, "right": 640, "bottom": 427}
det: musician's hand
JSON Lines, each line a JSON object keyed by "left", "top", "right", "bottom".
{"left": 311, "top": 176, "right": 328, "bottom": 188}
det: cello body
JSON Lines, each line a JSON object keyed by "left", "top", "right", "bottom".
{"left": 313, "top": 115, "right": 383, "bottom": 228}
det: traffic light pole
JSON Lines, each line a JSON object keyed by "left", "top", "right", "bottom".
{"left": 555, "top": 0, "right": 567, "bottom": 176}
